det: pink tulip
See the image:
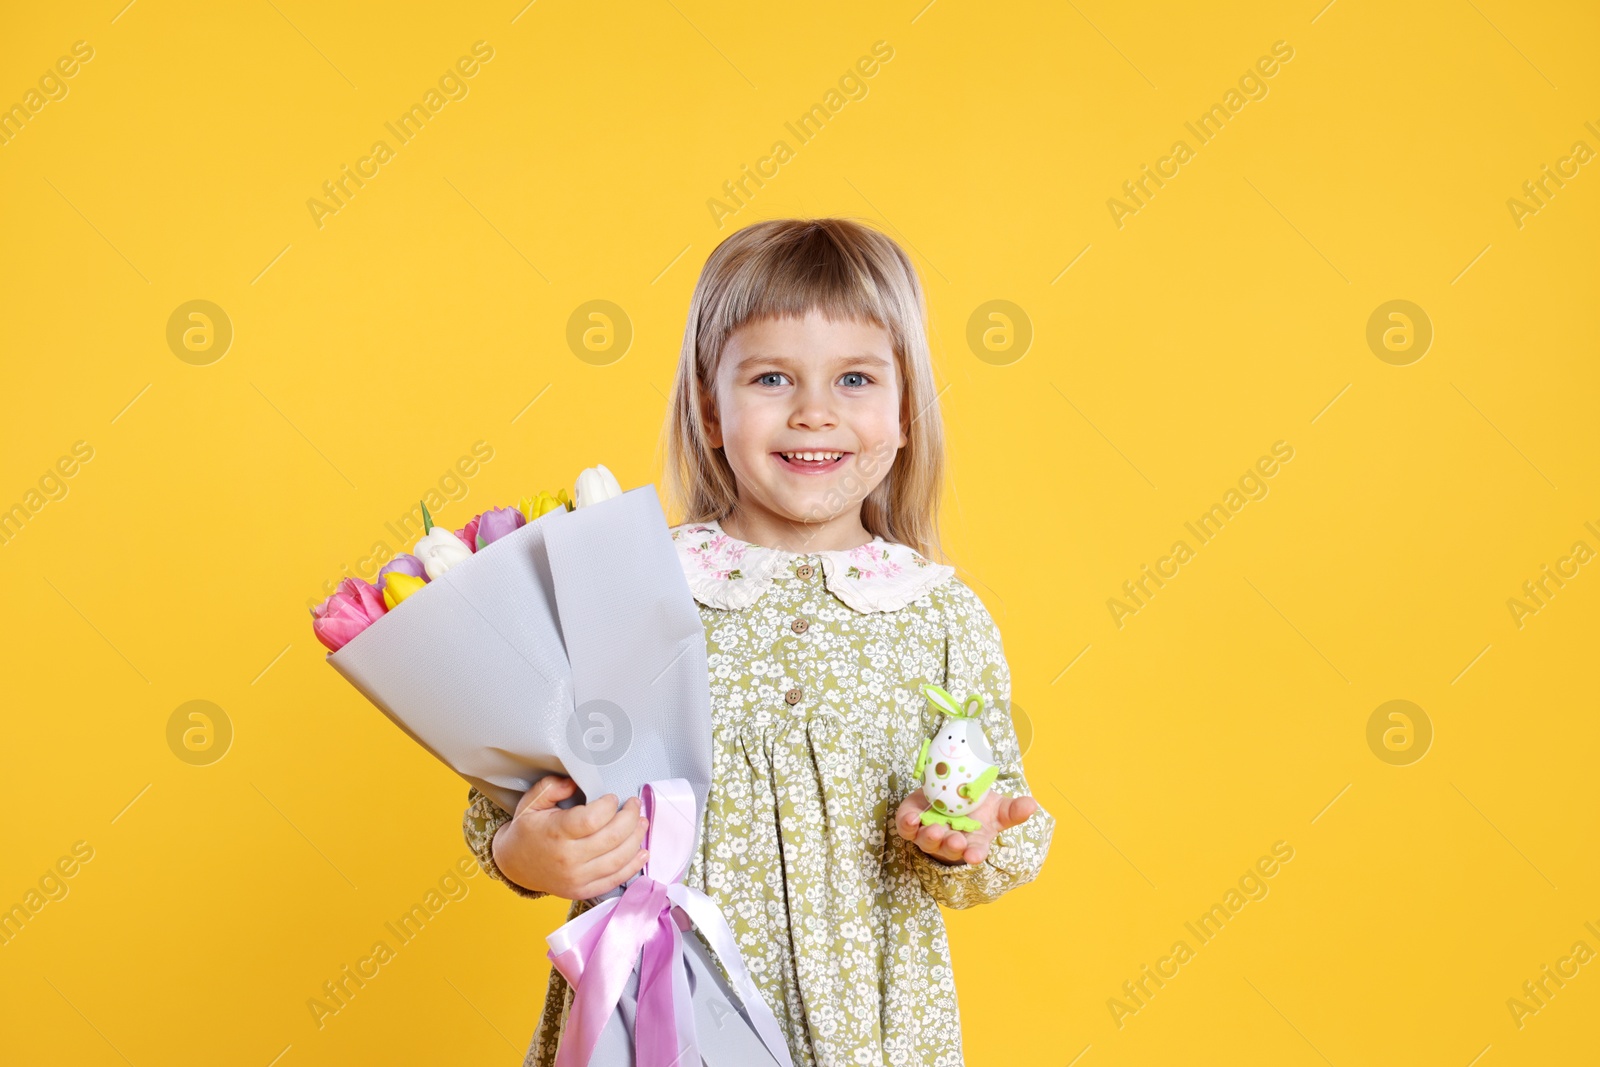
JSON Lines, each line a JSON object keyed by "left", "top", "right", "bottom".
{"left": 312, "top": 577, "right": 388, "bottom": 652}
{"left": 455, "top": 514, "right": 482, "bottom": 553}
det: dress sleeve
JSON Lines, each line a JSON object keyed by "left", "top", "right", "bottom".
{"left": 899, "top": 581, "right": 1056, "bottom": 910}
{"left": 463, "top": 787, "right": 548, "bottom": 900}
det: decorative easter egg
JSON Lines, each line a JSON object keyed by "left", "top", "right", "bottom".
{"left": 912, "top": 683, "right": 999, "bottom": 832}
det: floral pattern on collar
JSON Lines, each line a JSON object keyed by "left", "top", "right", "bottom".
{"left": 670, "top": 517, "right": 955, "bottom": 613}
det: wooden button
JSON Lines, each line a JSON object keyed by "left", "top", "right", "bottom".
{"left": 796, "top": 564, "right": 815, "bottom": 579}
{"left": 791, "top": 617, "right": 809, "bottom": 634}
{"left": 784, "top": 687, "right": 803, "bottom": 705}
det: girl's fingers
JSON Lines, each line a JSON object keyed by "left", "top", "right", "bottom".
{"left": 896, "top": 793, "right": 930, "bottom": 839}
{"left": 576, "top": 843, "right": 651, "bottom": 900}
{"left": 578, "top": 812, "right": 650, "bottom": 882}
{"left": 901, "top": 792, "right": 1015, "bottom": 862}
{"left": 995, "top": 794, "right": 1038, "bottom": 831}
{"left": 514, "top": 774, "right": 577, "bottom": 818}
{"left": 560, "top": 793, "right": 627, "bottom": 838}
{"left": 922, "top": 823, "right": 996, "bottom": 864}
{"left": 576, "top": 803, "right": 647, "bottom": 862}
{"left": 916, "top": 823, "right": 952, "bottom": 857}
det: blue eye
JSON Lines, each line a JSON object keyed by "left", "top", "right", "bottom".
{"left": 754, "top": 371, "right": 873, "bottom": 387}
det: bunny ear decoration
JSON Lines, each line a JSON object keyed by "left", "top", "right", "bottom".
{"left": 921, "top": 683, "right": 965, "bottom": 718}
{"left": 922, "top": 683, "right": 988, "bottom": 720}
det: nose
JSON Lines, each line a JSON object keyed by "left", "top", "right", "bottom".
{"left": 788, "top": 376, "right": 838, "bottom": 431}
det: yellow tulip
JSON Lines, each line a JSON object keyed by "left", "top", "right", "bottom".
{"left": 518, "top": 488, "right": 574, "bottom": 522}
{"left": 382, "top": 571, "right": 427, "bottom": 610}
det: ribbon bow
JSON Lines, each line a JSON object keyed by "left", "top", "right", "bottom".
{"left": 545, "top": 779, "right": 794, "bottom": 1067}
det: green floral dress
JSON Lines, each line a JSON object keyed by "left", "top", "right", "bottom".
{"left": 462, "top": 518, "right": 1054, "bottom": 1067}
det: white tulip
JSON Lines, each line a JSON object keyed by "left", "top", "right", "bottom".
{"left": 414, "top": 527, "right": 473, "bottom": 580}
{"left": 574, "top": 464, "right": 623, "bottom": 509}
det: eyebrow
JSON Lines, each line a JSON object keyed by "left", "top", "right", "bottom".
{"left": 731, "top": 353, "right": 893, "bottom": 373}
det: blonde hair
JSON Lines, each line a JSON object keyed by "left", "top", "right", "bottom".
{"left": 659, "top": 217, "right": 946, "bottom": 562}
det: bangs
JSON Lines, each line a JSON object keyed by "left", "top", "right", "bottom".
{"left": 695, "top": 221, "right": 917, "bottom": 368}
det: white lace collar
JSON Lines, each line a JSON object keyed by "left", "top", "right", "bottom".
{"left": 670, "top": 517, "right": 954, "bottom": 614}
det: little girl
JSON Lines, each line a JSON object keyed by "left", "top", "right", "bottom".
{"left": 463, "top": 217, "right": 1054, "bottom": 1067}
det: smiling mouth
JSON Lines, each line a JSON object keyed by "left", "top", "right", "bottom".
{"left": 773, "top": 451, "right": 851, "bottom": 474}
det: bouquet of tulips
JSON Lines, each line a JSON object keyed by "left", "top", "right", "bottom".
{"left": 310, "top": 466, "right": 620, "bottom": 653}
{"left": 309, "top": 463, "right": 793, "bottom": 1067}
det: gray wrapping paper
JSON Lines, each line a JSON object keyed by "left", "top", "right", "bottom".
{"left": 595, "top": 930, "right": 790, "bottom": 1065}
{"left": 326, "top": 486, "right": 711, "bottom": 815}
{"left": 542, "top": 486, "right": 713, "bottom": 820}
{"left": 324, "top": 486, "right": 786, "bottom": 1066}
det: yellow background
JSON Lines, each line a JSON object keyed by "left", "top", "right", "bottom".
{"left": 2, "top": 1, "right": 1596, "bottom": 1064}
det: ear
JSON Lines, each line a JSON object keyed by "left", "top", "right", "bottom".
{"left": 922, "top": 683, "right": 963, "bottom": 718}
{"left": 698, "top": 382, "right": 723, "bottom": 449}
{"left": 961, "top": 695, "right": 984, "bottom": 719}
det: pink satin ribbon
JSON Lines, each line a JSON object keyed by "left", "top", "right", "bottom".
{"left": 545, "top": 779, "right": 794, "bottom": 1067}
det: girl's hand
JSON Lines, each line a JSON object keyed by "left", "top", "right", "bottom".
{"left": 894, "top": 787, "right": 1038, "bottom": 866}
{"left": 491, "top": 775, "right": 651, "bottom": 901}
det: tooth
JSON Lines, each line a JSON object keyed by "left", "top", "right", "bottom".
{"left": 781, "top": 451, "right": 845, "bottom": 462}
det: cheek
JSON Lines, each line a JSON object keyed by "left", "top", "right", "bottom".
{"left": 854, "top": 397, "right": 903, "bottom": 437}
{"left": 848, "top": 401, "right": 906, "bottom": 462}
{"left": 718, "top": 404, "right": 794, "bottom": 483}
{"left": 725, "top": 408, "right": 780, "bottom": 457}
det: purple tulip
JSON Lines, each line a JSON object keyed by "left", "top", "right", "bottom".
{"left": 377, "top": 553, "right": 429, "bottom": 587}
{"left": 475, "top": 506, "right": 526, "bottom": 548}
